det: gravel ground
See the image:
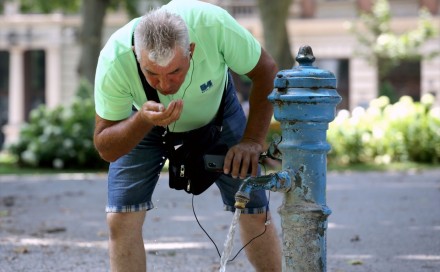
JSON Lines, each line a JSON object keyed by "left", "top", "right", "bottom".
{"left": 0, "top": 169, "right": 439, "bottom": 272}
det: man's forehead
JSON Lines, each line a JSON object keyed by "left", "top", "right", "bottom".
{"left": 142, "top": 46, "right": 185, "bottom": 63}
{"left": 142, "top": 50, "right": 186, "bottom": 73}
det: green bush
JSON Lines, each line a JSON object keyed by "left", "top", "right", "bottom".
{"left": 267, "top": 94, "right": 440, "bottom": 166}
{"left": 327, "top": 94, "right": 440, "bottom": 165}
{"left": 8, "top": 80, "right": 107, "bottom": 169}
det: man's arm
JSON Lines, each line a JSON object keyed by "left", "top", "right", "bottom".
{"left": 94, "top": 100, "right": 183, "bottom": 162}
{"left": 223, "top": 48, "right": 277, "bottom": 179}
{"left": 243, "top": 48, "right": 277, "bottom": 147}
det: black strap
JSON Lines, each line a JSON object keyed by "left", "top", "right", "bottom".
{"left": 213, "top": 85, "right": 226, "bottom": 128}
{"left": 137, "top": 63, "right": 160, "bottom": 103}
{"left": 132, "top": 34, "right": 225, "bottom": 128}
{"left": 132, "top": 34, "right": 159, "bottom": 106}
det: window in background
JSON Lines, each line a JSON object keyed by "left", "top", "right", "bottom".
{"left": 315, "top": 58, "right": 349, "bottom": 110}
{"left": 0, "top": 51, "right": 10, "bottom": 149}
{"left": 24, "top": 49, "right": 46, "bottom": 121}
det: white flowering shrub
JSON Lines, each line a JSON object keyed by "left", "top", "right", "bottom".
{"left": 8, "top": 80, "right": 107, "bottom": 169}
{"left": 327, "top": 94, "right": 440, "bottom": 165}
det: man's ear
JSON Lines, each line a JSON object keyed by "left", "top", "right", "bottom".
{"left": 189, "top": 43, "right": 196, "bottom": 56}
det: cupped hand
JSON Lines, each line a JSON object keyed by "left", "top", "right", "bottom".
{"left": 140, "top": 99, "right": 183, "bottom": 127}
{"left": 223, "top": 138, "right": 263, "bottom": 179}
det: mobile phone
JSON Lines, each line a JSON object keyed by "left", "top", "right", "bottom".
{"left": 203, "top": 154, "right": 225, "bottom": 172}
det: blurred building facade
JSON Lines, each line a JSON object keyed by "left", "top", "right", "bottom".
{"left": 215, "top": 0, "right": 440, "bottom": 111}
{"left": 0, "top": 0, "right": 439, "bottom": 147}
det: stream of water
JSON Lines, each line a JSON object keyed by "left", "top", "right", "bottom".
{"left": 219, "top": 209, "right": 242, "bottom": 272}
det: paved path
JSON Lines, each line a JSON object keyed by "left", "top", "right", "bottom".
{"left": 0, "top": 169, "right": 439, "bottom": 271}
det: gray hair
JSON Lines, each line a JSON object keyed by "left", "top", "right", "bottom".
{"left": 134, "top": 8, "right": 190, "bottom": 66}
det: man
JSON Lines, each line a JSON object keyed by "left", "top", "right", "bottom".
{"left": 94, "top": 0, "right": 281, "bottom": 271}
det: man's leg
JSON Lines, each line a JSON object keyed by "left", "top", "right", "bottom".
{"left": 105, "top": 125, "right": 166, "bottom": 271}
{"left": 107, "top": 211, "right": 147, "bottom": 272}
{"left": 240, "top": 212, "right": 282, "bottom": 272}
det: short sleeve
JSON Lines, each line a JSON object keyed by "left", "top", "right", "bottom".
{"left": 94, "top": 56, "right": 133, "bottom": 121}
{"left": 219, "top": 10, "right": 261, "bottom": 75}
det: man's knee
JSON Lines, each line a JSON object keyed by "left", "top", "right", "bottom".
{"left": 107, "top": 211, "right": 146, "bottom": 239}
{"left": 239, "top": 212, "right": 274, "bottom": 233}
{"left": 240, "top": 212, "right": 270, "bottom": 224}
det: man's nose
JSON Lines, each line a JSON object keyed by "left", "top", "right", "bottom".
{"left": 158, "top": 78, "right": 171, "bottom": 92}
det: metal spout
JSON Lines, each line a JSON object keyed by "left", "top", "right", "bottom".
{"left": 234, "top": 168, "right": 302, "bottom": 209}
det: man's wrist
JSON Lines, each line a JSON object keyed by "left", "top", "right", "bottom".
{"left": 242, "top": 136, "right": 264, "bottom": 147}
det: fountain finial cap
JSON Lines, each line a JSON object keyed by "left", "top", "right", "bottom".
{"left": 273, "top": 45, "right": 337, "bottom": 89}
{"left": 295, "top": 45, "right": 315, "bottom": 66}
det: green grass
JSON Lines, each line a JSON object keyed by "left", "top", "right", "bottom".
{"left": 0, "top": 152, "right": 108, "bottom": 175}
{"left": 0, "top": 164, "right": 107, "bottom": 175}
{"left": 250, "top": 160, "right": 439, "bottom": 175}
{"left": 328, "top": 161, "right": 439, "bottom": 172}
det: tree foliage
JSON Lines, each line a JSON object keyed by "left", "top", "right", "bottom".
{"left": 11, "top": 0, "right": 143, "bottom": 16}
{"left": 18, "top": 0, "right": 79, "bottom": 13}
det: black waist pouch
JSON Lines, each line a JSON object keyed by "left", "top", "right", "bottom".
{"left": 165, "top": 122, "right": 228, "bottom": 195}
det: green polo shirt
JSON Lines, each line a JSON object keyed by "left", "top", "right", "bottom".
{"left": 94, "top": 0, "right": 261, "bottom": 132}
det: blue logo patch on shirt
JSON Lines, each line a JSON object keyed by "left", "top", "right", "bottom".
{"left": 200, "top": 80, "right": 213, "bottom": 93}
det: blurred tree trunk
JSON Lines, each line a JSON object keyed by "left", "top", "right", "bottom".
{"left": 256, "top": 0, "right": 294, "bottom": 70}
{"left": 78, "top": 0, "right": 111, "bottom": 86}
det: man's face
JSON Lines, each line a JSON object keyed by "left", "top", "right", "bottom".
{"left": 140, "top": 47, "right": 191, "bottom": 96}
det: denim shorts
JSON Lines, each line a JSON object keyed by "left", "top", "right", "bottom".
{"left": 106, "top": 75, "right": 269, "bottom": 214}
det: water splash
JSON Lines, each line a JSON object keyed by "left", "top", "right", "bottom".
{"left": 219, "top": 209, "right": 242, "bottom": 272}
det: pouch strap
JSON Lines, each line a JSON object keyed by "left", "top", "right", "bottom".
{"left": 132, "top": 35, "right": 160, "bottom": 104}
